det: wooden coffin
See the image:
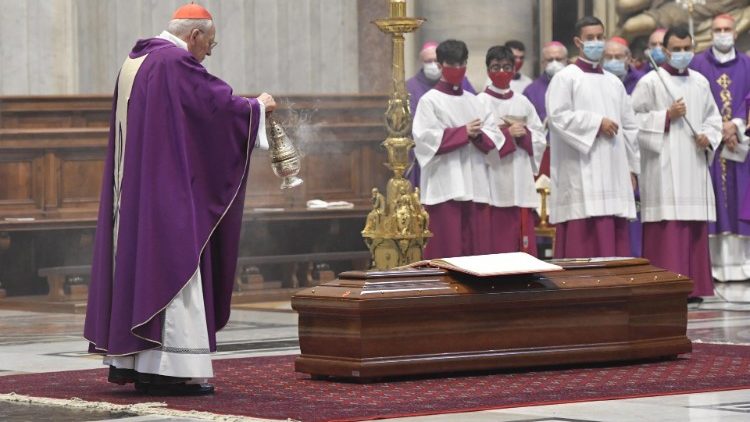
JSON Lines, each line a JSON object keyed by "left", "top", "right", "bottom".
{"left": 291, "top": 257, "right": 692, "bottom": 381}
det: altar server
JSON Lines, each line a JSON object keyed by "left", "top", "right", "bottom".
{"left": 545, "top": 16, "right": 640, "bottom": 258}
{"left": 413, "top": 39, "right": 504, "bottom": 259}
{"left": 631, "top": 26, "right": 722, "bottom": 301}
{"left": 477, "top": 46, "right": 546, "bottom": 255}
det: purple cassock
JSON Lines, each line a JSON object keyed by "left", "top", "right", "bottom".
{"left": 84, "top": 38, "right": 261, "bottom": 356}
{"left": 690, "top": 48, "right": 750, "bottom": 240}
{"left": 522, "top": 73, "right": 551, "bottom": 122}
{"left": 622, "top": 66, "right": 645, "bottom": 95}
{"left": 622, "top": 65, "right": 646, "bottom": 258}
{"left": 406, "top": 70, "right": 476, "bottom": 188}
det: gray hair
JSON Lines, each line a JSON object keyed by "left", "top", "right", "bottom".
{"left": 167, "top": 18, "right": 213, "bottom": 39}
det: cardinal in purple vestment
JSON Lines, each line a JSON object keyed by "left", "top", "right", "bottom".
{"left": 84, "top": 3, "right": 275, "bottom": 395}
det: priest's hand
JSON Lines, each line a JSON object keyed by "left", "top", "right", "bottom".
{"left": 257, "top": 93, "right": 276, "bottom": 113}
{"left": 631, "top": 173, "right": 638, "bottom": 191}
{"left": 722, "top": 122, "right": 739, "bottom": 152}
{"left": 599, "top": 118, "right": 619, "bottom": 138}
{"left": 725, "top": 134, "right": 739, "bottom": 152}
{"left": 668, "top": 99, "right": 686, "bottom": 120}
{"left": 695, "top": 133, "right": 710, "bottom": 150}
{"left": 466, "top": 118, "right": 482, "bottom": 138}
{"left": 508, "top": 122, "right": 526, "bottom": 138}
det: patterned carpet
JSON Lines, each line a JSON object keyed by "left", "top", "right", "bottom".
{"left": 1, "top": 343, "right": 749, "bottom": 422}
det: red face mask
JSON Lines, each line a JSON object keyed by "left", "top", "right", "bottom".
{"left": 514, "top": 58, "right": 524, "bottom": 72}
{"left": 488, "top": 70, "right": 514, "bottom": 89}
{"left": 442, "top": 66, "right": 466, "bottom": 86}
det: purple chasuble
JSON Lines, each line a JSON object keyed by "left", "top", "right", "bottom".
{"left": 522, "top": 73, "right": 551, "bottom": 122}
{"left": 406, "top": 70, "right": 476, "bottom": 188}
{"left": 690, "top": 48, "right": 750, "bottom": 237}
{"left": 84, "top": 38, "right": 262, "bottom": 356}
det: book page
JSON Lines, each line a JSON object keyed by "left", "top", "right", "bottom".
{"left": 437, "top": 252, "right": 563, "bottom": 276}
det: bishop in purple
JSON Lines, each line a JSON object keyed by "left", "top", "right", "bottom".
{"left": 84, "top": 4, "right": 274, "bottom": 395}
{"left": 523, "top": 41, "right": 568, "bottom": 178}
{"left": 690, "top": 14, "right": 750, "bottom": 282}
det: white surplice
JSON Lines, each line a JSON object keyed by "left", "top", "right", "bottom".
{"left": 412, "top": 87, "right": 505, "bottom": 206}
{"left": 545, "top": 62, "right": 640, "bottom": 224}
{"left": 630, "top": 68, "right": 722, "bottom": 222}
{"left": 476, "top": 86, "right": 546, "bottom": 208}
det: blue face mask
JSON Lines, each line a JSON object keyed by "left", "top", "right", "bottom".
{"left": 603, "top": 59, "right": 627, "bottom": 77}
{"left": 582, "top": 40, "right": 605, "bottom": 61}
{"left": 649, "top": 46, "right": 667, "bottom": 65}
{"left": 669, "top": 51, "right": 694, "bottom": 70}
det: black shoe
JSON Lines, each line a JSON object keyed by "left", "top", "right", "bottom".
{"left": 134, "top": 381, "right": 215, "bottom": 396}
{"left": 136, "top": 372, "right": 190, "bottom": 385}
{"left": 108, "top": 366, "right": 138, "bottom": 385}
{"left": 688, "top": 296, "right": 704, "bottom": 304}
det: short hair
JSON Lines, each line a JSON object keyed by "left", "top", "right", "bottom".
{"left": 574, "top": 16, "right": 604, "bottom": 37}
{"left": 167, "top": 18, "right": 213, "bottom": 38}
{"left": 504, "top": 40, "right": 525, "bottom": 52}
{"left": 485, "top": 45, "right": 515, "bottom": 68}
{"left": 436, "top": 39, "right": 469, "bottom": 65}
{"left": 663, "top": 26, "right": 692, "bottom": 48}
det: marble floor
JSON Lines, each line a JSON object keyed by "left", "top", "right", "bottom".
{"left": 1, "top": 282, "right": 749, "bottom": 422}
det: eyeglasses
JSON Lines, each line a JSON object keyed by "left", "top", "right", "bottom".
{"left": 197, "top": 29, "right": 218, "bottom": 50}
{"left": 489, "top": 64, "right": 514, "bottom": 72}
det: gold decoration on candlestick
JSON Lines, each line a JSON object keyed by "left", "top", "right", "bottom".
{"left": 362, "top": 0, "right": 431, "bottom": 270}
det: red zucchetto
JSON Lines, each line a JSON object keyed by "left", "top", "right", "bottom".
{"left": 172, "top": 3, "right": 213, "bottom": 20}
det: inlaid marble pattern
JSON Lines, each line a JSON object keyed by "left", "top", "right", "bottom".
{"left": 0, "top": 283, "right": 749, "bottom": 422}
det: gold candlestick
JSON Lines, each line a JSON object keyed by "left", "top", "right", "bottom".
{"left": 362, "top": 0, "right": 431, "bottom": 270}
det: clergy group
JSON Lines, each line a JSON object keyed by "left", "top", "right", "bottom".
{"left": 409, "top": 14, "right": 750, "bottom": 304}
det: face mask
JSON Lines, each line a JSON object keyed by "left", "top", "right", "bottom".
{"left": 545, "top": 60, "right": 565, "bottom": 76}
{"left": 442, "top": 66, "right": 466, "bottom": 86}
{"left": 649, "top": 46, "right": 667, "bottom": 65}
{"left": 713, "top": 32, "right": 734, "bottom": 52}
{"left": 669, "top": 51, "right": 694, "bottom": 70}
{"left": 514, "top": 58, "right": 524, "bottom": 72}
{"left": 603, "top": 59, "right": 627, "bottom": 77}
{"left": 581, "top": 40, "right": 605, "bottom": 61}
{"left": 423, "top": 62, "right": 441, "bottom": 80}
{"left": 488, "top": 70, "right": 514, "bottom": 89}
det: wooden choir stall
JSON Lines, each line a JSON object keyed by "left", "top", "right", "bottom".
{"left": 0, "top": 94, "right": 389, "bottom": 309}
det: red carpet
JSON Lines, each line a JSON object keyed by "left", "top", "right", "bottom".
{"left": 1, "top": 343, "right": 750, "bottom": 422}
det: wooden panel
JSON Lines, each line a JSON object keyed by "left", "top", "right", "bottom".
{"left": 59, "top": 154, "right": 105, "bottom": 207}
{"left": 0, "top": 160, "right": 34, "bottom": 202}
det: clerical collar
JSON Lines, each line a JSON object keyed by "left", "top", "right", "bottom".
{"left": 434, "top": 80, "right": 463, "bottom": 96}
{"left": 711, "top": 46, "right": 736, "bottom": 64}
{"left": 574, "top": 58, "right": 603, "bottom": 74}
{"left": 485, "top": 84, "right": 514, "bottom": 100}
{"left": 157, "top": 30, "right": 188, "bottom": 51}
{"left": 661, "top": 63, "right": 689, "bottom": 76}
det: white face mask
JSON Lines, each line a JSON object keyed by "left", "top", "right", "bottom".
{"left": 545, "top": 60, "right": 565, "bottom": 77}
{"left": 423, "top": 62, "right": 441, "bottom": 81}
{"left": 713, "top": 32, "right": 735, "bottom": 52}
